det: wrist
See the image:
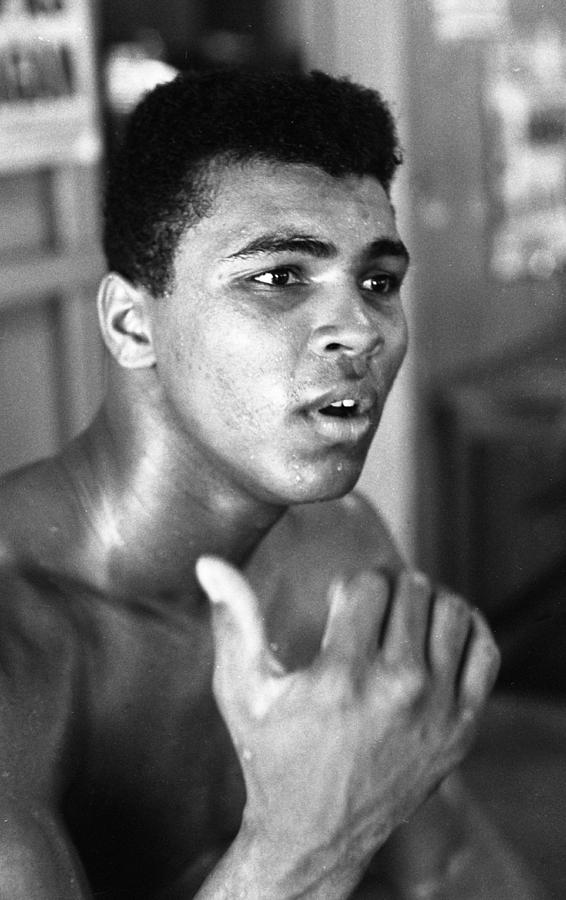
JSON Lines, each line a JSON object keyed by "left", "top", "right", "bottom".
{"left": 225, "top": 817, "right": 367, "bottom": 900}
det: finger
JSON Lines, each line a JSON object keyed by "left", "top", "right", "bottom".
{"left": 196, "top": 556, "right": 277, "bottom": 692}
{"left": 428, "top": 591, "right": 473, "bottom": 682}
{"left": 321, "top": 570, "right": 390, "bottom": 669}
{"left": 458, "top": 610, "right": 500, "bottom": 709}
{"left": 381, "top": 571, "right": 433, "bottom": 666}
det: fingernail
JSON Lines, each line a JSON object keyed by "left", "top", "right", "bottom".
{"left": 195, "top": 557, "right": 224, "bottom": 602}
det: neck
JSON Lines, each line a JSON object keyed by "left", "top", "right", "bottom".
{"left": 61, "top": 368, "right": 286, "bottom": 603}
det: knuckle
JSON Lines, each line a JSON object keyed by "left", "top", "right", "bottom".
{"left": 247, "top": 694, "right": 271, "bottom": 722}
{"left": 387, "top": 663, "right": 427, "bottom": 707}
{"left": 447, "top": 592, "right": 469, "bottom": 616}
{"left": 248, "top": 673, "right": 293, "bottom": 721}
{"left": 351, "top": 568, "right": 390, "bottom": 597}
{"left": 410, "top": 570, "right": 433, "bottom": 594}
{"left": 436, "top": 591, "right": 470, "bottom": 624}
{"left": 321, "top": 665, "right": 360, "bottom": 708}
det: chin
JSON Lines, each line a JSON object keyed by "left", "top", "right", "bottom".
{"left": 280, "top": 460, "right": 364, "bottom": 506}
{"left": 238, "top": 445, "right": 368, "bottom": 507}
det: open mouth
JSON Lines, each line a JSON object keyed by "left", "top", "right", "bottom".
{"left": 318, "top": 399, "right": 360, "bottom": 418}
{"left": 309, "top": 397, "right": 373, "bottom": 444}
{"left": 300, "top": 390, "right": 376, "bottom": 443}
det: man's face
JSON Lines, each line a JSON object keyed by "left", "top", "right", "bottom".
{"left": 149, "top": 160, "right": 409, "bottom": 507}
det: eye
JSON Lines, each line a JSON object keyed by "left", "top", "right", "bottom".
{"left": 250, "top": 267, "right": 302, "bottom": 287}
{"left": 361, "top": 272, "right": 399, "bottom": 295}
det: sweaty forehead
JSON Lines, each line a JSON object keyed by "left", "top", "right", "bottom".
{"left": 190, "top": 159, "right": 397, "bottom": 253}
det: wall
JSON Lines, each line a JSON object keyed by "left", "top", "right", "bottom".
{"left": 408, "top": 0, "right": 566, "bottom": 384}
{"left": 406, "top": 0, "right": 566, "bottom": 575}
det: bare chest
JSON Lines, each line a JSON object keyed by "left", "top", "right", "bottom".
{"left": 63, "top": 599, "right": 246, "bottom": 894}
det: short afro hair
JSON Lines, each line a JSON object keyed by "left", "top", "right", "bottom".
{"left": 103, "top": 68, "right": 402, "bottom": 297}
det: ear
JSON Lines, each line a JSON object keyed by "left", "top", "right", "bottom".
{"left": 97, "top": 273, "right": 156, "bottom": 369}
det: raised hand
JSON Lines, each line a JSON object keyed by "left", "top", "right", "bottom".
{"left": 196, "top": 559, "right": 500, "bottom": 899}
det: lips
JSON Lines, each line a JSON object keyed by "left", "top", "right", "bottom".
{"left": 305, "top": 386, "right": 377, "bottom": 416}
{"left": 299, "top": 385, "right": 378, "bottom": 443}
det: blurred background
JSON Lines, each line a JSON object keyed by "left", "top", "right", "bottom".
{"left": 1, "top": 0, "right": 566, "bottom": 891}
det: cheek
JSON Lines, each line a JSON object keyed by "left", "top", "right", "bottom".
{"left": 184, "top": 318, "right": 295, "bottom": 434}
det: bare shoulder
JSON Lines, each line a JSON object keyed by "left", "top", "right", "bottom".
{"left": 259, "top": 491, "right": 405, "bottom": 577}
{"left": 0, "top": 456, "right": 78, "bottom": 570}
{"left": 249, "top": 493, "right": 404, "bottom": 655}
{"left": 299, "top": 491, "right": 404, "bottom": 569}
{"left": 248, "top": 494, "right": 405, "bottom": 666}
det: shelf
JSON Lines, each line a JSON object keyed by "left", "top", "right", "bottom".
{"left": 0, "top": 98, "right": 101, "bottom": 170}
{"left": 0, "top": 11, "right": 81, "bottom": 45}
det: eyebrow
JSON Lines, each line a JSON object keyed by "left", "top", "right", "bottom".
{"left": 365, "top": 238, "right": 410, "bottom": 266}
{"left": 224, "top": 231, "right": 410, "bottom": 265}
{"left": 225, "top": 232, "right": 336, "bottom": 260}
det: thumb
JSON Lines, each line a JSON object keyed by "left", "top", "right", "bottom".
{"left": 196, "top": 556, "right": 273, "bottom": 689}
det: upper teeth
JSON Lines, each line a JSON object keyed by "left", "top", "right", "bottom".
{"left": 330, "top": 399, "right": 356, "bottom": 407}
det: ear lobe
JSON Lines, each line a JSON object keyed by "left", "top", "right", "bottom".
{"left": 97, "top": 273, "right": 156, "bottom": 369}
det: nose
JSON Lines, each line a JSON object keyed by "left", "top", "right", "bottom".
{"left": 308, "top": 297, "right": 384, "bottom": 361}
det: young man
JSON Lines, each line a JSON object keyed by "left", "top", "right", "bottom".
{"left": 0, "top": 69, "right": 539, "bottom": 898}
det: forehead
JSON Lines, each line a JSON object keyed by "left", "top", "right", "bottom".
{"left": 177, "top": 159, "right": 399, "bottom": 261}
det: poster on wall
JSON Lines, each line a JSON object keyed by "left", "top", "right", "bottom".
{"left": 486, "top": 23, "right": 566, "bottom": 281}
{"left": 432, "top": 0, "right": 510, "bottom": 42}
